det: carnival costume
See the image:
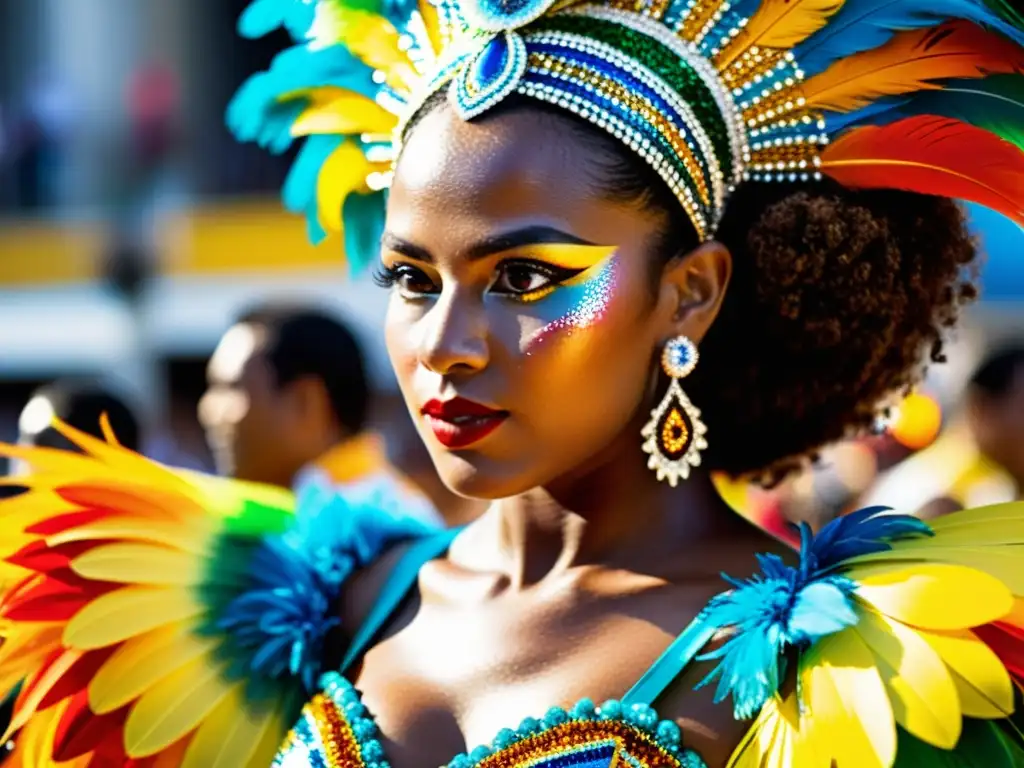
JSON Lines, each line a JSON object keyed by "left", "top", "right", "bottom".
{"left": 1, "top": 0, "right": 1024, "bottom": 761}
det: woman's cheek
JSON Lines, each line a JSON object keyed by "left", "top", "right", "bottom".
{"left": 523, "top": 255, "right": 621, "bottom": 354}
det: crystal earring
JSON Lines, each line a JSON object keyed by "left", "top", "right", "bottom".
{"left": 641, "top": 336, "right": 708, "bottom": 487}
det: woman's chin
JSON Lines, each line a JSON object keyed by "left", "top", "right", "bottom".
{"left": 432, "top": 450, "right": 536, "bottom": 501}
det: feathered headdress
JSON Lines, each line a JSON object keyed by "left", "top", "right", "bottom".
{"left": 228, "top": 0, "right": 1023, "bottom": 271}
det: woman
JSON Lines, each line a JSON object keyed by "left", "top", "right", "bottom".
{"left": 0, "top": 0, "right": 1022, "bottom": 765}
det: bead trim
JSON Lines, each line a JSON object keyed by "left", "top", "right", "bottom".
{"left": 564, "top": 4, "right": 748, "bottom": 192}
{"left": 525, "top": 30, "right": 721, "bottom": 209}
{"left": 446, "top": 698, "right": 708, "bottom": 768}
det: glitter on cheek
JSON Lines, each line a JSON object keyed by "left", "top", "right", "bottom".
{"left": 525, "top": 256, "right": 619, "bottom": 351}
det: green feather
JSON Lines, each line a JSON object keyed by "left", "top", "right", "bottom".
{"left": 896, "top": 75, "right": 1024, "bottom": 150}
{"left": 981, "top": 0, "right": 1024, "bottom": 30}
{"left": 894, "top": 689, "right": 1024, "bottom": 767}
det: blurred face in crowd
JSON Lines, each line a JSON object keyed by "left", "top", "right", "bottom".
{"left": 198, "top": 323, "right": 326, "bottom": 487}
{"left": 970, "top": 365, "right": 1024, "bottom": 485}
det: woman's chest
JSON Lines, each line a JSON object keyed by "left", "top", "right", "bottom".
{"left": 344, "top": 597, "right": 707, "bottom": 768}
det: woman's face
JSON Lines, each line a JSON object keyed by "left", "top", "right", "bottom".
{"left": 382, "top": 104, "right": 713, "bottom": 499}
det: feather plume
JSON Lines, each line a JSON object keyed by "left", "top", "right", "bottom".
{"left": 821, "top": 116, "right": 1024, "bottom": 225}
{"left": 715, "top": 0, "right": 846, "bottom": 70}
{"left": 795, "top": 0, "right": 1024, "bottom": 74}
{"left": 803, "top": 22, "right": 1024, "bottom": 112}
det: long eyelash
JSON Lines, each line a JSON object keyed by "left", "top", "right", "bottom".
{"left": 372, "top": 265, "right": 398, "bottom": 289}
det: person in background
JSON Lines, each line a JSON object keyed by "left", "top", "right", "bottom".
{"left": 861, "top": 345, "right": 1024, "bottom": 519}
{"left": 198, "top": 303, "right": 442, "bottom": 525}
{"left": 15, "top": 378, "right": 141, "bottom": 456}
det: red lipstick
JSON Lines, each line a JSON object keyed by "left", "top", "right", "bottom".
{"left": 421, "top": 397, "right": 508, "bottom": 449}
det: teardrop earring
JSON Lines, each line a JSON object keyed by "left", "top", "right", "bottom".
{"left": 641, "top": 336, "right": 708, "bottom": 487}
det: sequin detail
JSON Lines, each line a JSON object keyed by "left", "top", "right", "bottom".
{"left": 273, "top": 677, "right": 709, "bottom": 768}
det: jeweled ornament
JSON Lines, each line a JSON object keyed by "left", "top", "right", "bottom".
{"left": 642, "top": 336, "right": 707, "bottom": 486}
{"left": 450, "top": 31, "right": 529, "bottom": 120}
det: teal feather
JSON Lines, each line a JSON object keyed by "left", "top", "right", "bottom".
{"left": 342, "top": 189, "right": 388, "bottom": 274}
{"left": 238, "top": 0, "right": 318, "bottom": 40}
{"left": 795, "top": 0, "right": 1024, "bottom": 73}
{"left": 282, "top": 134, "right": 344, "bottom": 243}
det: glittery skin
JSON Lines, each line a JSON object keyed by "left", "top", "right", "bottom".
{"left": 526, "top": 256, "right": 618, "bottom": 350}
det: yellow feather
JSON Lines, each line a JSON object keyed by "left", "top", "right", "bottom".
{"left": 918, "top": 627, "right": 1015, "bottom": 718}
{"left": 851, "top": 562, "right": 1014, "bottom": 630}
{"left": 902, "top": 521, "right": 1024, "bottom": 546}
{"left": 179, "top": 686, "right": 283, "bottom": 768}
{"left": 175, "top": 469, "right": 294, "bottom": 522}
{"left": 309, "top": 5, "right": 419, "bottom": 93}
{"left": 123, "top": 656, "right": 234, "bottom": 757}
{"left": 5, "top": 649, "right": 83, "bottom": 739}
{"left": 727, "top": 701, "right": 777, "bottom": 768}
{"left": 417, "top": 0, "right": 444, "bottom": 56}
{"left": 71, "top": 542, "right": 204, "bottom": 586}
{"left": 715, "top": 0, "right": 845, "bottom": 70}
{"left": 929, "top": 502, "right": 1024, "bottom": 530}
{"left": 854, "top": 609, "right": 961, "bottom": 748}
{"left": 1003, "top": 597, "right": 1024, "bottom": 630}
{"left": 804, "top": 629, "right": 895, "bottom": 767}
{"left": 853, "top": 547, "right": 1024, "bottom": 595}
{"left": 64, "top": 586, "right": 204, "bottom": 650}
{"left": 48, "top": 516, "right": 216, "bottom": 554}
{"left": 89, "top": 625, "right": 221, "bottom": 714}
{"left": 291, "top": 88, "right": 398, "bottom": 137}
{"left": 317, "top": 140, "right": 374, "bottom": 234}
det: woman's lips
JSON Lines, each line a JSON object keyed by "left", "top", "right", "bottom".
{"left": 421, "top": 397, "right": 509, "bottom": 449}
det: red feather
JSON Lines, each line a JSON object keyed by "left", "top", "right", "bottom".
{"left": 52, "top": 690, "right": 129, "bottom": 762}
{"left": 821, "top": 116, "right": 1024, "bottom": 225}
{"left": 26, "top": 508, "right": 115, "bottom": 536}
{"left": 975, "top": 623, "right": 1024, "bottom": 683}
{"left": 6, "top": 540, "right": 106, "bottom": 575}
{"left": 38, "top": 646, "right": 118, "bottom": 711}
{"left": 0, "top": 569, "right": 118, "bottom": 622}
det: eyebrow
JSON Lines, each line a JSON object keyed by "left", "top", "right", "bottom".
{"left": 380, "top": 225, "right": 595, "bottom": 263}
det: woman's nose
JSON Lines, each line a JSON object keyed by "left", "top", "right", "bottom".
{"left": 416, "top": 290, "right": 490, "bottom": 376}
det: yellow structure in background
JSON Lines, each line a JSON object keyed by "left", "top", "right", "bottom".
{"left": 0, "top": 198, "right": 345, "bottom": 287}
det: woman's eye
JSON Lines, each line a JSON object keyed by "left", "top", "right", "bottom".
{"left": 378, "top": 264, "right": 438, "bottom": 296}
{"left": 492, "top": 262, "right": 561, "bottom": 296}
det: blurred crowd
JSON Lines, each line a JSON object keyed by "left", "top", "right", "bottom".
{"left": 2, "top": 294, "right": 1021, "bottom": 535}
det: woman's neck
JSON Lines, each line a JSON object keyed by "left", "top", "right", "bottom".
{"left": 451, "top": 434, "right": 746, "bottom": 586}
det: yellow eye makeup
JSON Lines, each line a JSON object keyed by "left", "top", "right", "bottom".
{"left": 502, "top": 243, "right": 617, "bottom": 271}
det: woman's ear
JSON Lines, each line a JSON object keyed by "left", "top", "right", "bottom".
{"left": 656, "top": 241, "right": 732, "bottom": 344}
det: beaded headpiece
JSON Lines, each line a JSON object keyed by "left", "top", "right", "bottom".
{"left": 229, "top": 0, "right": 1023, "bottom": 270}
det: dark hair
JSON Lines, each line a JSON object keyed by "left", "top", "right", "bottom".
{"left": 406, "top": 93, "right": 980, "bottom": 482}
{"left": 236, "top": 303, "right": 371, "bottom": 435}
{"left": 23, "top": 379, "right": 142, "bottom": 452}
{"left": 969, "top": 345, "right": 1024, "bottom": 399}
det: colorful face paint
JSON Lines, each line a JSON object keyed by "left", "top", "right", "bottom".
{"left": 523, "top": 250, "right": 619, "bottom": 350}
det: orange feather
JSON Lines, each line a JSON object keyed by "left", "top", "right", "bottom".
{"left": 803, "top": 22, "right": 1024, "bottom": 112}
{"left": 716, "top": 0, "right": 845, "bottom": 70}
{"left": 821, "top": 116, "right": 1024, "bottom": 225}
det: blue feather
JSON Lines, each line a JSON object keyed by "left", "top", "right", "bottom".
{"left": 795, "top": 0, "right": 1024, "bottom": 73}
{"left": 342, "top": 189, "right": 388, "bottom": 274}
{"left": 282, "top": 134, "right": 342, "bottom": 218}
{"left": 810, "top": 507, "right": 932, "bottom": 570}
